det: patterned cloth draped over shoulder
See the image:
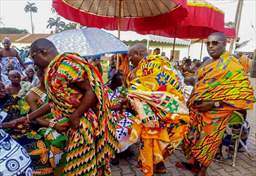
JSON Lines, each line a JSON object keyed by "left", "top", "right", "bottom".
{"left": 45, "top": 53, "right": 118, "bottom": 176}
{"left": 184, "top": 52, "right": 254, "bottom": 167}
{"left": 190, "top": 51, "right": 254, "bottom": 108}
{"left": 127, "top": 54, "right": 190, "bottom": 176}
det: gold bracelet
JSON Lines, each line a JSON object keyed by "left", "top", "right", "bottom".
{"left": 26, "top": 114, "right": 31, "bottom": 123}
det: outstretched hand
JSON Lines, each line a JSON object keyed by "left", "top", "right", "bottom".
{"left": 0, "top": 116, "right": 28, "bottom": 129}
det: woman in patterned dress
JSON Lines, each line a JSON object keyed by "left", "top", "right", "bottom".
{"left": 0, "top": 81, "right": 32, "bottom": 176}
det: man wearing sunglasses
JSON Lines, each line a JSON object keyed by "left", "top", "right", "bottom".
{"left": 177, "top": 32, "right": 254, "bottom": 176}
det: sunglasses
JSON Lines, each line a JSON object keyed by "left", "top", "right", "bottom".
{"left": 206, "top": 41, "right": 222, "bottom": 46}
{"left": 30, "top": 49, "right": 44, "bottom": 59}
{"left": 30, "top": 51, "right": 38, "bottom": 59}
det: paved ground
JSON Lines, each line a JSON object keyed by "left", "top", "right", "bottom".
{"left": 111, "top": 79, "right": 256, "bottom": 176}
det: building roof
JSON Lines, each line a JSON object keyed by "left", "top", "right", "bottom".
{"left": 0, "top": 34, "right": 51, "bottom": 44}
{"left": 105, "top": 30, "right": 191, "bottom": 46}
{"left": 1, "top": 31, "right": 191, "bottom": 47}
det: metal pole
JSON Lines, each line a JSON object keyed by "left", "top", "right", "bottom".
{"left": 146, "top": 38, "right": 150, "bottom": 51}
{"left": 229, "top": 0, "right": 244, "bottom": 53}
{"left": 117, "top": 0, "right": 123, "bottom": 70}
{"left": 200, "top": 40, "right": 204, "bottom": 60}
{"left": 172, "top": 37, "right": 176, "bottom": 59}
{"left": 187, "top": 41, "right": 191, "bottom": 58}
{"left": 117, "top": 0, "right": 123, "bottom": 39}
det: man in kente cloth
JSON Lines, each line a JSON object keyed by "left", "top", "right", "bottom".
{"left": 176, "top": 32, "right": 254, "bottom": 176}
{"left": 127, "top": 43, "right": 190, "bottom": 176}
{"left": 2, "top": 38, "right": 118, "bottom": 176}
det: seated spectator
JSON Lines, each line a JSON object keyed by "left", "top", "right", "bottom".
{"left": 0, "top": 64, "right": 11, "bottom": 86}
{"left": 6, "top": 70, "right": 32, "bottom": 97}
{"left": 23, "top": 65, "right": 40, "bottom": 87}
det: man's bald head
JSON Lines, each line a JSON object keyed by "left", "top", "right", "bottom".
{"left": 208, "top": 32, "right": 227, "bottom": 43}
{"left": 128, "top": 43, "right": 147, "bottom": 67}
{"left": 207, "top": 32, "right": 227, "bottom": 59}
{"left": 2, "top": 37, "right": 11, "bottom": 43}
{"left": 2, "top": 37, "right": 11, "bottom": 49}
{"left": 129, "top": 43, "right": 147, "bottom": 56}
{"left": 30, "top": 38, "right": 58, "bottom": 69}
{"left": 30, "top": 38, "right": 57, "bottom": 54}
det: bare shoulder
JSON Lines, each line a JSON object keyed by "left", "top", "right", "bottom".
{"left": 25, "top": 91, "right": 39, "bottom": 102}
{"left": 11, "top": 48, "right": 18, "bottom": 54}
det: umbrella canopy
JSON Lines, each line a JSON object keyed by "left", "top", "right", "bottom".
{"left": 52, "top": 0, "right": 188, "bottom": 32}
{"left": 140, "top": 0, "right": 225, "bottom": 39}
{"left": 47, "top": 27, "right": 128, "bottom": 57}
{"left": 224, "top": 27, "right": 236, "bottom": 38}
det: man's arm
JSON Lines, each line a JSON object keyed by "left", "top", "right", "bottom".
{"left": 25, "top": 93, "right": 38, "bottom": 111}
{"left": 0, "top": 103, "right": 51, "bottom": 128}
{"left": 69, "top": 79, "right": 98, "bottom": 129}
{"left": 15, "top": 49, "right": 25, "bottom": 68}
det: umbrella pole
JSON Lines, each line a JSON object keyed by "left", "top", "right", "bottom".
{"left": 172, "top": 37, "right": 176, "bottom": 60}
{"left": 229, "top": 0, "right": 244, "bottom": 53}
{"left": 200, "top": 40, "right": 204, "bottom": 60}
{"left": 117, "top": 19, "right": 120, "bottom": 70}
{"left": 116, "top": 0, "right": 123, "bottom": 70}
{"left": 187, "top": 42, "right": 191, "bottom": 58}
{"left": 117, "top": 17, "right": 120, "bottom": 70}
{"left": 146, "top": 38, "right": 150, "bottom": 51}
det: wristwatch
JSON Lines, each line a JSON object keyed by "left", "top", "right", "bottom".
{"left": 214, "top": 101, "right": 221, "bottom": 108}
{"left": 49, "top": 120, "right": 57, "bottom": 128}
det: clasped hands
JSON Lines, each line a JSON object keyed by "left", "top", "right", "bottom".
{"left": 0, "top": 112, "right": 80, "bottom": 133}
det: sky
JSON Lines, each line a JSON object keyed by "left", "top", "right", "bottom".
{"left": 0, "top": 0, "right": 255, "bottom": 45}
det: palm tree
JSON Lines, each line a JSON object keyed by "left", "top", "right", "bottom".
{"left": 47, "top": 17, "right": 66, "bottom": 33}
{"left": 225, "top": 21, "right": 235, "bottom": 28}
{"left": 51, "top": 7, "right": 56, "bottom": 14}
{"left": 61, "top": 23, "right": 78, "bottom": 31}
{"left": 24, "top": 1, "right": 38, "bottom": 34}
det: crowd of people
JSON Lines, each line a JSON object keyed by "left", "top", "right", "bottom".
{"left": 0, "top": 32, "right": 254, "bottom": 176}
